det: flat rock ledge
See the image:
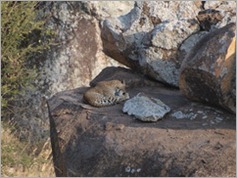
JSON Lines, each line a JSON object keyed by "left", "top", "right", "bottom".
{"left": 48, "top": 67, "right": 235, "bottom": 177}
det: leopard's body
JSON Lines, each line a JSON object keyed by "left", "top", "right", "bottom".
{"left": 83, "top": 80, "right": 130, "bottom": 107}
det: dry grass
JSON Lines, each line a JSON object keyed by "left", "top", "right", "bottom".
{"left": 1, "top": 123, "right": 55, "bottom": 177}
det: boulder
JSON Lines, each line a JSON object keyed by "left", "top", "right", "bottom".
{"left": 48, "top": 67, "right": 235, "bottom": 177}
{"left": 204, "top": 1, "right": 236, "bottom": 12}
{"left": 12, "top": 1, "right": 134, "bottom": 142}
{"left": 179, "top": 23, "right": 236, "bottom": 114}
{"left": 101, "top": 1, "right": 236, "bottom": 87}
{"left": 101, "top": 1, "right": 201, "bottom": 87}
{"left": 84, "top": 1, "right": 135, "bottom": 19}
{"left": 41, "top": 2, "right": 124, "bottom": 93}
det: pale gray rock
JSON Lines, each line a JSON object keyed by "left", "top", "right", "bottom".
{"left": 140, "top": 19, "right": 200, "bottom": 86}
{"left": 171, "top": 111, "right": 197, "bottom": 120}
{"left": 123, "top": 93, "right": 171, "bottom": 122}
{"left": 89, "top": 1, "right": 135, "bottom": 19}
{"left": 135, "top": 1, "right": 200, "bottom": 22}
{"left": 179, "top": 32, "right": 209, "bottom": 54}
{"left": 151, "top": 19, "right": 199, "bottom": 50}
{"left": 101, "top": 1, "right": 201, "bottom": 87}
{"left": 204, "top": 1, "right": 236, "bottom": 11}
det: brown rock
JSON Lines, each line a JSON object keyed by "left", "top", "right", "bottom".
{"left": 48, "top": 67, "right": 235, "bottom": 177}
{"left": 179, "top": 23, "right": 236, "bottom": 114}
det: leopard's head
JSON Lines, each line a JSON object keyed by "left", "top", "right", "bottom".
{"left": 114, "top": 87, "right": 130, "bottom": 101}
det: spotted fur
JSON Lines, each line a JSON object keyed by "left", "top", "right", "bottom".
{"left": 83, "top": 80, "right": 130, "bottom": 107}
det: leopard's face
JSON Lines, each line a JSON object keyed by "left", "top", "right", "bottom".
{"left": 114, "top": 87, "right": 130, "bottom": 101}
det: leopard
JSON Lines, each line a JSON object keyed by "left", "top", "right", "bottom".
{"left": 83, "top": 80, "right": 130, "bottom": 107}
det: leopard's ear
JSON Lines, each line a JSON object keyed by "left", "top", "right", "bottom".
{"left": 121, "top": 80, "right": 126, "bottom": 84}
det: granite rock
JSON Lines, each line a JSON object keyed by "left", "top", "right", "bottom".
{"left": 123, "top": 93, "right": 171, "bottom": 122}
{"left": 101, "top": 1, "right": 201, "bottom": 87}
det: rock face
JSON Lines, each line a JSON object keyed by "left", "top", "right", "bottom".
{"left": 12, "top": 1, "right": 134, "bottom": 143}
{"left": 204, "top": 1, "right": 236, "bottom": 29}
{"left": 48, "top": 67, "right": 235, "bottom": 177}
{"left": 41, "top": 2, "right": 128, "bottom": 93}
{"left": 101, "top": 1, "right": 201, "bottom": 87}
{"left": 84, "top": 1, "right": 135, "bottom": 19}
{"left": 101, "top": 1, "right": 236, "bottom": 87}
{"left": 179, "top": 23, "right": 236, "bottom": 114}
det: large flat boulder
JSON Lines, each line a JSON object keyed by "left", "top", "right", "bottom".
{"left": 48, "top": 67, "right": 235, "bottom": 177}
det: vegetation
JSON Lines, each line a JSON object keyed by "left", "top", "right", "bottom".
{"left": 1, "top": 1, "right": 55, "bottom": 119}
{"left": 1, "top": 2, "right": 56, "bottom": 176}
{"left": 1, "top": 122, "right": 54, "bottom": 177}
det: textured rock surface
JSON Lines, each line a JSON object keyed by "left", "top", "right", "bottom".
{"left": 197, "top": 9, "right": 224, "bottom": 31}
{"left": 86, "top": 1, "right": 134, "bottom": 19}
{"left": 123, "top": 93, "right": 171, "bottom": 122}
{"left": 48, "top": 67, "right": 235, "bottom": 177}
{"left": 179, "top": 23, "right": 236, "bottom": 114}
{"left": 11, "top": 1, "right": 133, "bottom": 143}
{"left": 101, "top": 1, "right": 236, "bottom": 87}
{"left": 42, "top": 2, "right": 124, "bottom": 93}
{"left": 204, "top": 0, "right": 236, "bottom": 30}
{"left": 101, "top": 1, "right": 201, "bottom": 87}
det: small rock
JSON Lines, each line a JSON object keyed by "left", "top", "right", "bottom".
{"left": 210, "top": 120, "right": 215, "bottom": 125}
{"left": 131, "top": 168, "right": 136, "bottom": 174}
{"left": 197, "top": 111, "right": 204, "bottom": 114}
{"left": 190, "top": 113, "right": 197, "bottom": 120}
{"left": 123, "top": 93, "right": 171, "bottom": 122}
{"left": 105, "top": 122, "right": 113, "bottom": 131}
{"left": 125, "top": 166, "right": 131, "bottom": 173}
{"left": 115, "top": 124, "right": 125, "bottom": 130}
{"left": 171, "top": 111, "right": 195, "bottom": 120}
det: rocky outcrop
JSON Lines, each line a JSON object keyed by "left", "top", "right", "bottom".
{"left": 41, "top": 2, "right": 131, "bottom": 93}
{"left": 101, "top": 1, "right": 236, "bottom": 87}
{"left": 101, "top": 1, "right": 201, "bottom": 87}
{"left": 46, "top": 2, "right": 236, "bottom": 176}
{"left": 12, "top": 1, "right": 134, "bottom": 143}
{"left": 179, "top": 23, "right": 236, "bottom": 114}
{"left": 204, "top": 1, "right": 236, "bottom": 29}
{"left": 48, "top": 67, "right": 235, "bottom": 177}
{"left": 197, "top": 1, "right": 236, "bottom": 31}
{"left": 82, "top": 1, "right": 135, "bottom": 19}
